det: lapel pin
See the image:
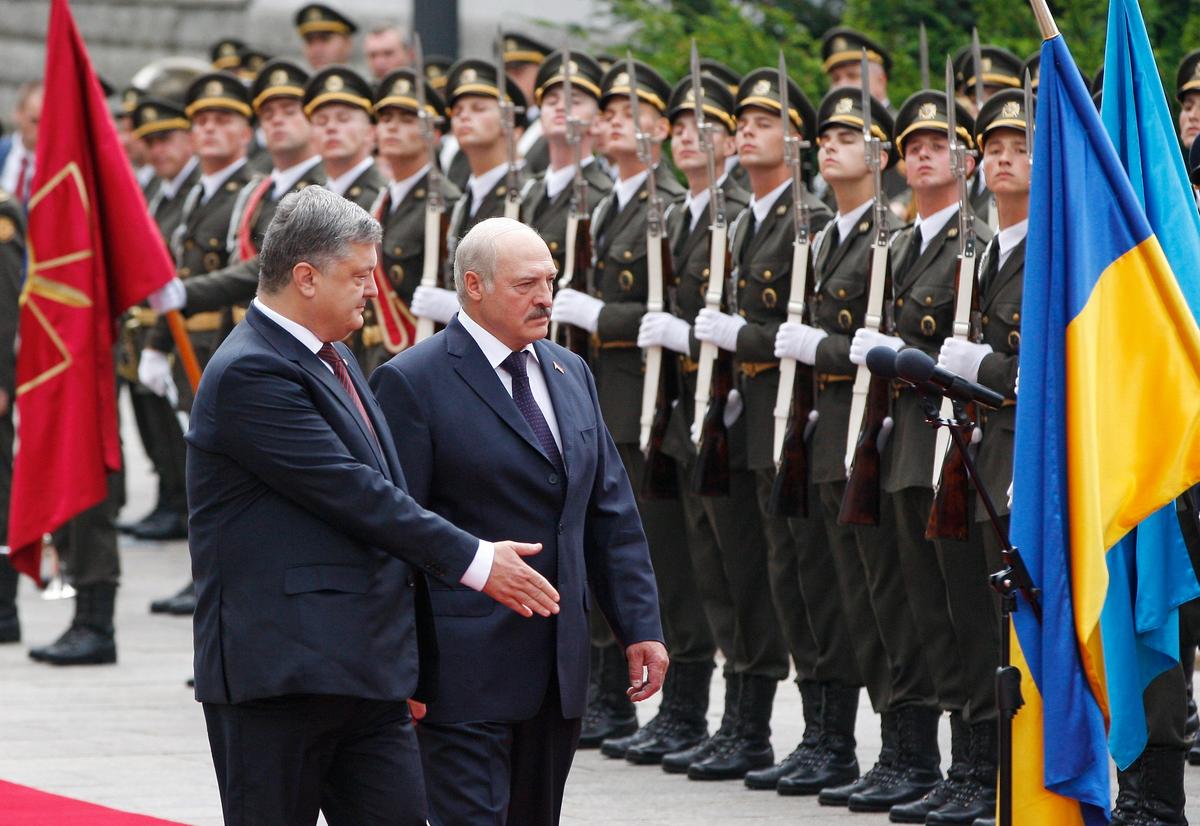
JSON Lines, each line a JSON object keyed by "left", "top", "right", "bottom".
{"left": 553, "top": 361, "right": 565, "bottom": 374}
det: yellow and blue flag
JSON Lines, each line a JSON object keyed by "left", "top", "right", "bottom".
{"left": 1099, "top": 0, "right": 1200, "bottom": 771}
{"left": 1011, "top": 28, "right": 1200, "bottom": 825}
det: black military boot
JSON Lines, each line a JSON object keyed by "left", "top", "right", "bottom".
{"left": 663, "top": 671, "right": 738, "bottom": 774}
{"left": 132, "top": 508, "right": 187, "bottom": 541}
{"left": 745, "top": 679, "right": 823, "bottom": 790}
{"left": 626, "top": 659, "right": 712, "bottom": 765}
{"left": 149, "top": 580, "right": 196, "bottom": 615}
{"left": 117, "top": 502, "right": 164, "bottom": 535}
{"left": 779, "top": 683, "right": 860, "bottom": 796}
{"left": 603, "top": 661, "right": 676, "bottom": 758}
{"left": 30, "top": 584, "right": 117, "bottom": 666}
{"left": 1137, "top": 748, "right": 1188, "bottom": 826}
{"left": 688, "top": 674, "right": 776, "bottom": 780}
{"left": 578, "top": 643, "right": 637, "bottom": 748}
{"left": 848, "top": 705, "right": 941, "bottom": 812}
{"left": 0, "top": 555, "right": 20, "bottom": 643}
{"left": 1110, "top": 754, "right": 1144, "bottom": 826}
{"left": 927, "top": 722, "right": 998, "bottom": 824}
{"left": 890, "top": 709, "right": 970, "bottom": 822}
{"left": 820, "top": 710, "right": 899, "bottom": 806}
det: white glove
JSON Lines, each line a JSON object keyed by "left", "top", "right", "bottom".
{"left": 849, "top": 328, "right": 903, "bottom": 366}
{"left": 138, "top": 349, "right": 174, "bottom": 398}
{"left": 638, "top": 312, "right": 691, "bottom": 355}
{"left": 1014, "top": 367, "right": 1020, "bottom": 397}
{"left": 147, "top": 278, "right": 187, "bottom": 313}
{"left": 411, "top": 285, "right": 460, "bottom": 324}
{"left": 774, "top": 322, "right": 828, "bottom": 366}
{"left": 723, "top": 388, "right": 743, "bottom": 428}
{"left": 693, "top": 307, "right": 746, "bottom": 352}
{"left": 1007, "top": 479, "right": 1014, "bottom": 509}
{"left": 550, "top": 288, "right": 604, "bottom": 334}
{"left": 938, "top": 337, "right": 994, "bottom": 384}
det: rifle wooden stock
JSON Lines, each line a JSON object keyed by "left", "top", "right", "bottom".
{"left": 925, "top": 258, "right": 981, "bottom": 541}
{"left": 768, "top": 237, "right": 815, "bottom": 518}
{"left": 691, "top": 350, "right": 733, "bottom": 496}
{"left": 414, "top": 205, "right": 446, "bottom": 342}
{"left": 551, "top": 213, "right": 593, "bottom": 360}
{"left": 641, "top": 234, "right": 679, "bottom": 499}
{"left": 692, "top": 223, "right": 728, "bottom": 443}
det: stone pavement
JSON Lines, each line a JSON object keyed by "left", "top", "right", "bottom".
{"left": 1, "top": 393, "right": 1198, "bottom": 824}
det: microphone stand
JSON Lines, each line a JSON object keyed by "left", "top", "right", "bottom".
{"left": 915, "top": 391, "right": 1041, "bottom": 826}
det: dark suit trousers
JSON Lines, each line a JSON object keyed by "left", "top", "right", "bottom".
{"left": 203, "top": 695, "right": 427, "bottom": 826}
{"left": 419, "top": 676, "right": 582, "bottom": 826}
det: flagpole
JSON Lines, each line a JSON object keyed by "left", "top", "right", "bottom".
{"left": 164, "top": 310, "right": 202, "bottom": 392}
{"left": 1028, "top": 0, "right": 1060, "bottom": 39}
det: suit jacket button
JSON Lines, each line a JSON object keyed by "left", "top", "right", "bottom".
{"left": 557, "top": 523, "right": 564, "bottom": 534}
{"left": 548, "top": 472, "right": 559, "bottom": 484}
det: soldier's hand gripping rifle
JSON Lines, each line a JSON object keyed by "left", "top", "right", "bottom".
{"left": 767, "top": 51, "right": 815, "bottom": 518}
{"left": 495, "top": 29, "right": 523, "bottom": 221}
{"left": 689, "top": 42, "right": 735, "bottom": 497}
{"left": 839, "top": 52, "right": 894, "bottom": 526}
{"left": 630, "top": 54, "right": 678, "bottom": 498}
{"left": 925, "top": 56, "right": 980, "bottom": 541}
{"left": 548, "top": 46, "right": 593, "bottom": 361}
{"left": 414, "top": 34, "right": 450, "bottom": 343}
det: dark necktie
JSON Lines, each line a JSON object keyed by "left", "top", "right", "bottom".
{"left": 318, "top": 343, "right": 379, "bottom": 445}
{"left": 501, "top": 351, "right": 564, "bottom": 474}
{"left": 825, "top": 221, "right": 842, "bottom": 257}
{"left": 979, "top": 238, "right": 1001, "bottom": 299}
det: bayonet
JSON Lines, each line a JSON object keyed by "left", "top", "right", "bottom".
{"left": 550, "top": 44, "right": 592, "bottom": 345}
{"left": 414, "top": 33, "right": 447, "bottom": 343}
{"left": 919, "top": 22, "right": 930, "bottom": 90}
{"left": 690, "top": 40, "right": 725, "bottom": 233}
{"left": 971, "top": 27, "right": 985, "bottom": 113}
{"left": 1023, "top": 68, "right": 1035, "bottom": 164}
{"left": 495, "top": 28, "right": 522, "bottom": 219}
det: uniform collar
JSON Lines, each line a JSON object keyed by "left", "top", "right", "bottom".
{"left": 270, "top": 155, "right": 322, "bottom": 199}
{"left": 914, "top": 201, "right": 959, "bottom": 253}
{"left": 614, "top": 168, "right": 650, "bottom": 211}
{"left": 388, "top": 163, "right": 431, "bottom": 212}
{"left": 467, "top": 162, "right": 511, "bottom": 214}
{"left": 160, "top": 156, "right": 199, "bottom": 201}
{"left": 199, "top": 156, "right": 247, "bottom": 202}
{"left": 749, "top": 177, "right": 791, "bottom": 225}
{"left": 324, "top": 156, "right": 375, "bottom": 197}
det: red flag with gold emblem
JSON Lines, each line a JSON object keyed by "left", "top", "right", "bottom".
{"left": 7, "top": 0, "right": 175, "bottom": 581}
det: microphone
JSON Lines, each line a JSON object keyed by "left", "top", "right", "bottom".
{"left": 894, "top": 348, "right": 1005, "bottom": 409}
{"left": 865, "top": 346, "right": 899, "bottom": 379}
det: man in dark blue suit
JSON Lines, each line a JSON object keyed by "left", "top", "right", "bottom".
{"left": 186, "top": 187, "right": 561, "bottom": 826}
{"left": 371, "top": 217, "right": 668, "bottom": 826}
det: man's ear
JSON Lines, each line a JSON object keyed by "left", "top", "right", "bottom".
{"left": 293, "top": 262, "right": 318, "bottom": 297}
{"left": 463, "top": 270, "right": 484, "bottom": 302}
{"left": 651, "top": 113, "right": 670, "bottom": 143}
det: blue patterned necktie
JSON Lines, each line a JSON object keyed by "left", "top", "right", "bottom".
{"left": 501, "top": 350, "right": 564, "bottom": 474}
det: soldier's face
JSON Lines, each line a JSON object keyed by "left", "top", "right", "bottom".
{"left": 828, "top": 61, "right": 887, "bottom": 103}
{"left": 14, "top": 88, "right": 42, "bottom": 151}
{"left": 302, "top": 241, "right": 377, "bottom": 342}
{"left": 736, "top": 107, "right": 785, "bottom": 170}
{"left": 539, "top": 86, "right": 598, "bottom": 141}
{"left": 364, "top": 30, "right": 410, "bottom": 80}
{"left": 464, "top": 229, "right": 556, "bottom": 349}
{"left": 116, "top": 114, "right": 148, "bottom": 166}
{"left": 903, "top": 130, "right": 957, "bottom": 191}
{"left": 451, "top": 95, "right": 503, "bottom": 149}
{"left": 982, "top": 128, "right": 1030, "bottom": 196}
{"left": 818, "top": 126, "right": 870, "bottom": 182}
{"left": 303, "top": 32, "right": 353, "bottom": 70}
{"left": 602, "top": 98, "right": 666, "bottom": 158}
{"left": 670, "top": 112, "right": 733, "bottom": 176}
{"left": 144, "top": 130, "right": 194, "bottom": 180}
{"left": 190, "top": 110, "right": 250, "bottom": 165}
{"left": 376, "top": 108, "right": 426, "bottom": 162}
{"left": 258, "top": 98, "right": 312, "bottom": 155}
{"left": 1180, "top": 92, "right": 1200, "bottom": 150}
{"left": 311, "top": 103, "right": 374, "bottom": 165}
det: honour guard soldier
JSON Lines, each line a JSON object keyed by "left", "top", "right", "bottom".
{"left": 833, "top": 89, "right": 993, "bottom": 816}
{"left": 769, "top": 87, "right": 904, "bottom": 798}
{"left": 954, "top": 45, "right": 1022, "bottom": 108}
{"left": 411, "top": 59, "right": 527, "bottom": 330}
{"left": 0, "top": 188, "right": 23, "bottom": 644}
{"left": 1177, "top": 50, "right": 1200, "bottom": 152}
{"left": 119, "top": 98, "right": 197, "bottom": 545}
{"left": 209, "top": 38, "right": 245, "bottom": 72}
{"left": 624, "top": 69, "right": 753, "bottom": 767}
{"left": 551, "top": 59, "right": 686, "bottom": 750}
{"left": 294, "top": 2, "right": 356, "bottom": 71}
{"left": 502, "top": 31, "right": 553, "bottom": 176}
{"left": 520, "top": 49, "right": 611, "bottom": 276}
{"left": 358, "top": 69, "right": 461, "bottom": 374}
{"left": 303, "top": 66, "right": 385, "bottom": 211}
{"left": 690, "top": 67, "right": 832, "bottom": 781}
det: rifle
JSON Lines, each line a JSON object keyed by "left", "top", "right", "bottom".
{"left": 768, "top": 51, "right": 815, "bottom": 518}
{"left": 690, "top": 40, "right": 734, "bottom": 497}
{"left": 919, "top": 22, "right": 930, "bottom": 90}
{"left": 925, "top": 56, "right": 980, "bottom": 541}
{"left": 549, "top": 46, "right": 593, "bottom": 362}
{"left": 839, "top": 52, "right": 894, "bottom": 526}
{"left": 495, "top": 28, "right": 523, "bottom": 221}
{"left": 413, "top": 34, "right": 449, "bottom": 343}
{"left": 626, "top": 53, "right": 677, "bottom": 498}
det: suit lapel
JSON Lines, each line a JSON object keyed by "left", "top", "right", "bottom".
{"left": 532, "top": 340, "right": 578, "bottom": 476}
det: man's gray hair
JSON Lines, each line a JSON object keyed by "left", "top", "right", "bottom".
{"left": 453, "top": 217, "right": 536, "bottom": 301}
{"left": 258, "top": 186, "right": 381, "bottom": 294}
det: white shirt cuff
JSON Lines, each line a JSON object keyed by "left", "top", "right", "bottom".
{"left": 459, "top": 540, "right": 494, "bottom": 591}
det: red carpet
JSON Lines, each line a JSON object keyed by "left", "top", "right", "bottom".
{"left": 0, "top": 780, "right": 189, "bottom": 825}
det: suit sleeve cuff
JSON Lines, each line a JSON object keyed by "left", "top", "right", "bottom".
{"left": 459, "top": 540, "right": 494, "bottom": 591}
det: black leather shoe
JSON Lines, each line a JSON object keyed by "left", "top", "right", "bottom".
{"left": 971, "top": 819, "right": 995, "bottom": 826}
{"left": 117, "top": 504, "right": 164, "bottom": 535}
{"left": 579, "top": 703, "right": 637, "bottom": 748}
{"left": 888, "top": 777, "right": 959, "bottom": 822}
{"left": 819, "top": 762, "right": 894, "bottom": 807}
{"left": 626, "top": 716, "right": 706, "bottom": 765}
{"left": 687, "top": 734, "right": 774, "bottom": 780}
{"left": 0, "top": 615, "right": 19, "bottom": 644}
{"left": 150, "top": 581, "right": 196, "bottom": 615}
{"left": 602, "top": 712, "right": 667, "bottom": 759}
{"left": 132, "top": 510, "right": 188, "bottom": 541}
{"left": 32, "top": 624, "right": 116, "bottom": 665}
{"left": 777, "top": 744, "right": 858, "bottom": 796}
{"left": 848, "top": 706, "right": 941, "bottom": 812}
{"left": 744, "top": 742, "right": 811, "bottom": 790}
{"left": 927, "top": 778, "right": 995, "bottom": 825}
{"left": 662, "top": 732, "right": 726, "bottom": 774}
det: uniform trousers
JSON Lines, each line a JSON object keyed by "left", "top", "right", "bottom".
{"left": 126, "top": 381, "right": 188, "bottom": 516}
{"left": 675, "top": 454, "right": 736, "bottom": 668}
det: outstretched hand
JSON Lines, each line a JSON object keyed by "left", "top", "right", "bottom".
{"left": 625, "top": 640, "right": 669, "bottom": 703}
{"left": 482, "top": 541, "right": 560, "bottom": 618}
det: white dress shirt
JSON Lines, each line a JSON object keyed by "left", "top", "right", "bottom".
{"left": 544, "top": 156, "right": 594, "bottom": 202}
{"left": 270, "top": 155, "right": 322, "bottom": 200}
{"left": 199, "top": 157, "right": 248, "bottom": 203}
{"left": 914, "top": 201, "right": 960, "bottom": 254}
{"left": 748, "top": 177, "right": 793, "bottom": 227}
{"left": 325, "top": 156, "right": 375, "bottom": 197}
{"left": 0, "top": 138, "right": 32, "bottom": 198}
{"left": 815, "top": 197, "right": 873, "bottom": 260}
{"left": 683, "top": 173, "right": 729, "bottom": 233}
{"left": 466, "top": 163, "right": 511, "bottom": 216}
{"left": 159, "top": 156, "right": 199, "bottom": 202}
{"left": 388, "top": 163, "right": 431, "bottom": 212}
{"left": 996, "top": 219, "right": 1028, "bottom": 269}
{"left": 614, "top": 169, "right": 650, "bottom": 211}
{"left": 253, "top": 297, "right": 495, "bottom": 590}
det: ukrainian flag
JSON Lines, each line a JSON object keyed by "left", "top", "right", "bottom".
{"left": 1098, "top": 0, "right": 1200, "bottom": 770}
{"left": 1010, "top": 29, "right": 1200, "bottom": 825}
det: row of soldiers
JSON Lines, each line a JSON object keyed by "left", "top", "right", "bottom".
{"left": 5, "top": 9, "right": 1200, "bottom": 826}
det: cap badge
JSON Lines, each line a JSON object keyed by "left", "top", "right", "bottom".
{"left": 270, "top": 69, "right": 289, "bottom": 86}
{"left": 427, "top": 66, "right": 443, "bottom": 79}
{"left": 506, "top": 38, "right": 518, "bottom": 51}
{"left": 567, "top": 60, "right": 579, "bottom": 74}
{"left": 753, "top": 78, "right": 771, "bottom": 95}
{"left": 143, "top": 105, "right": 157, "bottom": 120}
{"left": 1193, "top": 62, "right": 1200, "bottom": 80}
{"left": 462, "top": 67, "right": 478, "bottom": 83}
{"left": 982, "top": 56, "right": 993, "bottom": 71}
{"left": 306, "top": 7, "right": 322, "bottom": 21}
{"left": 835, "top": 96, "right": 853, "bottom": 114}
{"left": 205, "top": 79, "right": 224, "bottom": 97}
{"left": 220, "top": 43, "right": 237, "bottom": 56}
{"left": 124, "top": 90, "right": 138, "bottom": 106}
{"left": 918, "top": 101, "right": 937, "bottom": 120}
{"left": 685, "top": 88, "right": 695, "bottom": 102}
{"left": 832, "top": 36, "right": 848, "bottom": 52}
{"left": 614, "top": 71, "right": 630, "bottom": 88}
{"left": 395, "top": 78, "right": 411, "bottom": 94}
{"left": 1001, "top": 100, "right": 1020, "bottom": 119}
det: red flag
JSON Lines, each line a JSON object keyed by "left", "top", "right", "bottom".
{"left": 7, "top": 0, "right": 175, "bottom": 581}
